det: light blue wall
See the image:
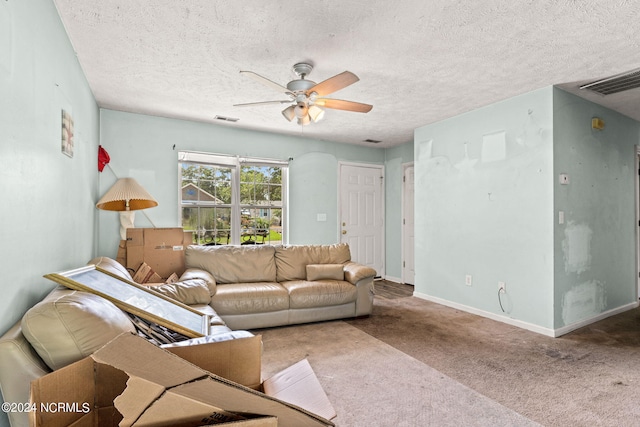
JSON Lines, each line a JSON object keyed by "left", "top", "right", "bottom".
{"left": 289, "top": 151, "right": 340, "bottom": 245}
{"left": 384, "top": 142, "right": 414, "bottom": 281}
{"left": 414, "top": 86, "right": 640, "bottom": 335}
{"left": 98, "top": 110, "right": 387, "bottom": 256}
{"left": 414, "top": 87, "right": 555, "bottom": 330}
{"left": 553, "top": 88, "right": 639, "bottom": 329}
{"left": 0, "top": 0, "right": 99, "bottom": 424}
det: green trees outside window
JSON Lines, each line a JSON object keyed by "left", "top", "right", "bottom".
{"left": 180, "top": 158, "right": 285, "bottom": 245}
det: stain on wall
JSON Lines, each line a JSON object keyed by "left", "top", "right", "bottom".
{"left": 561, "top": 221, "right": 592, "bottom": 274}
{"left": 561, "top": 280, "right": 606, "bottom": 326}
{"left": 481, "top": 131, "right": 506, "bottom": 163}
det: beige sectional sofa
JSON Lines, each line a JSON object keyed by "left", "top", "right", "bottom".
{"left": 0, "top": 243, "right": 375, "bottom": 427}
{"left": 184, "top": 243, "right": 377, "bottom": 330}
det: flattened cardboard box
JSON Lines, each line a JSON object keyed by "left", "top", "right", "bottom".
{"left": 126, "top": 228, "right": 193, "bottom": 279}
{"left": 30, "top": 333, "right": 335, "bottom": 427}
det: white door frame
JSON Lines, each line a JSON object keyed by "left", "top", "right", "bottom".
{"left": 634, "top": 145, "right": 640, "bottom": 298}
{"left": 338, "top": 161, "right": 385, "bottom": 278}
{"left": 402, "top": 162, "right": 415, "bottom": 285}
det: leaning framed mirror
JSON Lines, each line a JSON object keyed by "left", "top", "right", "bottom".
{"left": 44, "top": 265, "right": 210, "bottom": 338}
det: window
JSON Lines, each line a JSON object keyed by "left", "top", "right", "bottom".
{"left": 179, "top": 151, "right": 287, "bottom": 246}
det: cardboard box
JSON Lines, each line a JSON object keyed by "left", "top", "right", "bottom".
{"left": 132, "top": 262, "right": 164, "bottom": 284}
{"left": 30, "top": 333, "right": 335, "bottom": 427}
{"left": 163, "top": 335, "right": 263, "bottom": 390}
{"left": 116, "top": 240, "right": 127, "bottom": 267}
{"left": 263, "top": 360, "right": 337, "bottom": 421}
{"left": 126, "top": 228, "right": 193, "bottom": 279}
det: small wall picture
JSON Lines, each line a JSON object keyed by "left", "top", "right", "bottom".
{"left": 61, "top": 109, "right": 74, "bottom": 157}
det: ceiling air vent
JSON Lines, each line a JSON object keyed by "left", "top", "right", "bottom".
{"left": 364, "top": 139, "right": 382, "bottom": 144}
{"left": 214, "top": 115, "right": 239, "bottom": 122}
{"left": 580, "top": 68, "right": 640, "bottom": 95}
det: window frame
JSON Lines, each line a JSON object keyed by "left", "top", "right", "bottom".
{"left": 178, "top": 151, "right": 288, "bottom": 246}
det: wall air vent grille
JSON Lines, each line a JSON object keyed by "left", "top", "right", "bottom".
{"left": 214, "top": 115, "right": 239, "bottom": 122}
{"left": 580, "top": 68, "right": 640, "bottom": 95}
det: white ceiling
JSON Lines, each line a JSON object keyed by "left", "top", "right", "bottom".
{"left": 52, "top": 0, "right": 640, "bottom": 148}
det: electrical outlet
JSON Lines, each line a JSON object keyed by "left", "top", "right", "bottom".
{"left": 498, "top": 281, "right": 506, "bottom": 293}
{"left": 465, "top": 275, "right": 473, "bottom": 286}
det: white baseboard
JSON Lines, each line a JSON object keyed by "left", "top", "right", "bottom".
{"left": 553, "top": 301, "right": 639, "bottom": 337}
{"left": 383, "top": 275, "right": 402, "bottom": 283}
{"left": 413, "top": 292, "right": 556, "bottom": 337}
{"left": 413, "top": 292, "right": 638, "bottom": 337}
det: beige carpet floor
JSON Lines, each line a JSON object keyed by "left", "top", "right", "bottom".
{"left": 258, "top": 321, "right": 539, "bottom": 426}
{"left": 257, "top": 290, "right": 640, "bottom": 426}
{"left": 345, "top": 295, "right": 640, "bottom": 426}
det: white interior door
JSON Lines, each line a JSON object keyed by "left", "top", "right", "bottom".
{"left": 339, "top": 163, "right": 384, "bottom": 277}
{"left": 402, "top": 164, "right": 415, "bottom": 285}
{"left": 636, "top": 149, "right": 640, "bottom": 298}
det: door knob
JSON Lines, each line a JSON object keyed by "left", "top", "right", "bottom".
{"left": 342, "top": 230, "right": 347, "bottom": 234}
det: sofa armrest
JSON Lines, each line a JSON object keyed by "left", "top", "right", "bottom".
{"left": 343, "top": 262, "right": 376, "bottom": 285}
{"left": 0, "top": 322, "right": 51, "bottom": 427}
{"left": 179, "top": 268, "right": 217, "bottom": 296}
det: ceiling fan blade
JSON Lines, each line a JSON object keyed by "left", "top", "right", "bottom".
{"left": 234, "top": 100, "right": 293, "bottom": 107}
{"left": 309, "top": 71, "right": 359, "bottom": 97}
{"left": 316, "top": 98, "right": 373, "bottom": 113}
{"left": 240, "top": 71, "right": 292, "bottom": 95}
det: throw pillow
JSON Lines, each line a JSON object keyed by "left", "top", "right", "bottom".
{"left": 306, "top": 264, "right": 345, "bottom": 281}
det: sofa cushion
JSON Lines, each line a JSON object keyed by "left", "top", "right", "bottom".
{"left": 281, "top": 280, "right": 358, "bottom": 309}
{"left": 211, "top": 282, "right": 289, "bottom": 315}
{"left": 306, "top": 264, "right": 344, "bottom": 281}
{"left": 275, "top": 244, "right": 351, "bottom": 282}
{"left": 186, "top": 245, "right": 276, "bottom": 284}
{"left": 145, "top": 279, "right": 212, "bottom": 305}
{"left": 21, "top": 288, "right": 136, "bottom": 370}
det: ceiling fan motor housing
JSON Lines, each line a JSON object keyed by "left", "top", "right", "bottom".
{"left": 287, "top": 79, "right": 316, "bottom": 93}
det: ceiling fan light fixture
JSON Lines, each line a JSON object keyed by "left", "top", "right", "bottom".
{"left": 294, "top": 102, "right": 308, "bottom": 118}
{"left": 297, "top": 115, "right": 311, "bottom": 126}
{"left": 282, "top": 105, "right": 295, "bottom": 122}
{"left": 308, "top": 105, "right": 325, "bottom": 122}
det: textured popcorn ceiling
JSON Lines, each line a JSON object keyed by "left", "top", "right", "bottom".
{"left": 53, "top": 0, "right": 640, "bottom": 147}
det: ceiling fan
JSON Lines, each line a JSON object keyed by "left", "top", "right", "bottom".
{"left": 234, "top": 62, "right": 372, "bottom": 126}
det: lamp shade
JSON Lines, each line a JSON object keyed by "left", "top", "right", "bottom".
{"left": 282, "top": 105, "right": 295, "bottom": 122}
{"left": 96, "top": 178, "right": 158, "bottom": 211}
{"left": 308, "top": 105, "right": 325, "bottom": 123}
